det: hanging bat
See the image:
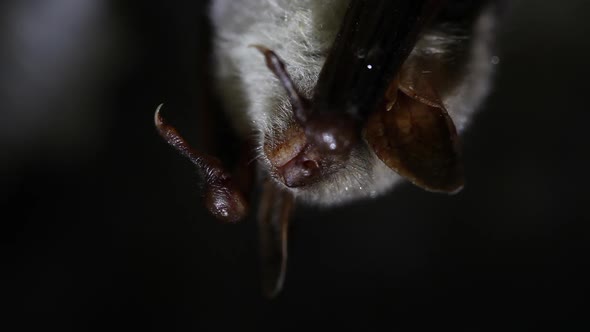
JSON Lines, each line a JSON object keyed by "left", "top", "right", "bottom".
{"left": 155, "top": 0, "right": 501, "bottom": 297}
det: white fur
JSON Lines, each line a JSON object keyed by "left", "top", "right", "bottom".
{"left": 209, "top": 0, "right": 496, "bottom": 206}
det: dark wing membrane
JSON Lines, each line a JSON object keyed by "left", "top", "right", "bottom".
{"left": 312, "top": 0, "right": 444, "bottom": 119}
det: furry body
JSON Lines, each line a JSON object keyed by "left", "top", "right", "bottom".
{"left": 210, "top": 0, "right": 497, "bottom": 205}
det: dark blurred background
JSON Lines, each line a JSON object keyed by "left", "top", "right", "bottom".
{"left": 3, "top": 0, "right": 589, "bottom": 330}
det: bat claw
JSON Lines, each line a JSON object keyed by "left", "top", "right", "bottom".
{"left": 154, "top": 103, "right": 165, "bottom": 126}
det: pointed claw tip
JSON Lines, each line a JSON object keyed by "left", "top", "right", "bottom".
{"left": 154, "top": 103, "right": 165, "bottom": 127}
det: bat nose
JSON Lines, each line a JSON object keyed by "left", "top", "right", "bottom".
{"left": 279, "top": 155, "right": 320, "bottom": 188}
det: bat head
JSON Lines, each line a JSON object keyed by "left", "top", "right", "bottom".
{"left": 256, "top": 4, "right": 498, "bottom": 206}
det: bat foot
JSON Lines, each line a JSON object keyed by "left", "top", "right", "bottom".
{"left": 154, "top": 104, "right": 249, "bottom": 222}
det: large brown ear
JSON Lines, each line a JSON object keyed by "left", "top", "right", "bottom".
{"left": 364, "top": 68, "right": 464, "bottom": 193}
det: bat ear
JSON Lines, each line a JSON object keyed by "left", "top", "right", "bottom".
{"left": 364, "top": 67, "right": 464, "bottom": 194}
{"left": 398, "top": 60, "right": 447, "bottom": 109}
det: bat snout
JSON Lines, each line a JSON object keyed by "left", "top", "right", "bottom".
{"left": 263, "top": 125, "right": 351, "bottom": 190}
{"left": 278, "top": 154, "right": 321, "bottom": 188}
{"left": 263, "top": 125, "right": 322, "bottom": 188}
{"left": 264, "top": 125, "right": 307, "bottom": 168}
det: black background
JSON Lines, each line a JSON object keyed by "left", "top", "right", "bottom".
{"left": 4, "top": 1, "right": 589, "bottom": 330}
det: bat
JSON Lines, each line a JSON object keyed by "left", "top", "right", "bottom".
{"left": 155, "top": 0, "right": 501, "bottom": 297}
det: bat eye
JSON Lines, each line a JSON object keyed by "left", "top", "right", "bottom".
{"left": 305, "top": 113, "right": 357, "bottom": 155}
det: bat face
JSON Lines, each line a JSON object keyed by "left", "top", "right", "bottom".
{"left": 210, "top": 0, "right": 498, "bottom": 206}
{"left": 155, "top": 0, "right": 501, "bottom": 298}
